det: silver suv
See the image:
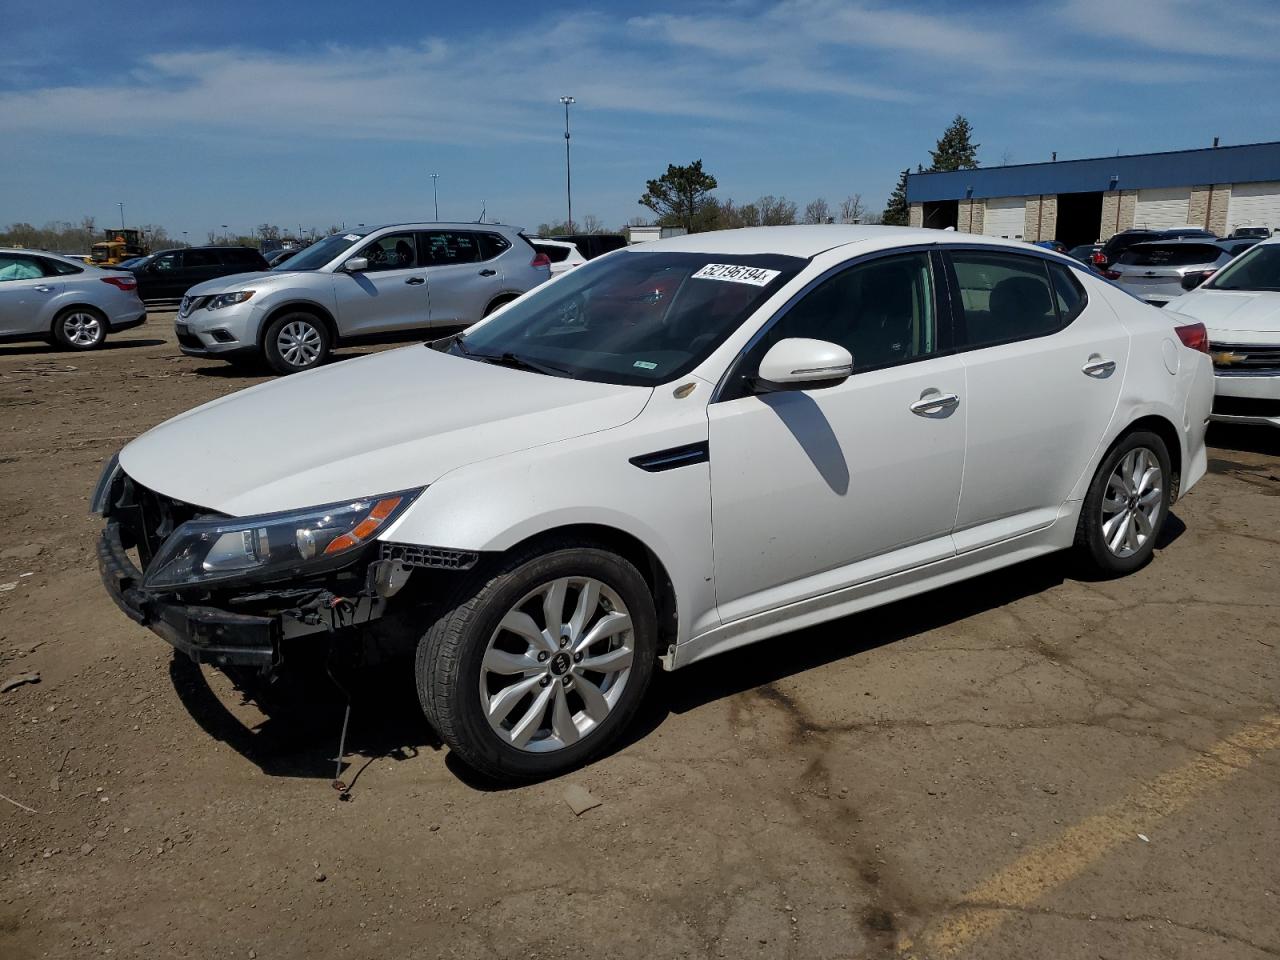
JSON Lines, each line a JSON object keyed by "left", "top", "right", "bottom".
{"left": 1107, "top": 238, "right": 1236, "bottom": 306}
{"left": 175, "top": 223, "right": 551, "bottom": 374}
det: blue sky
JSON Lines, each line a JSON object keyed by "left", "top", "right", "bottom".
{"left": 3, "top": 0, "right": 1279, "bottom": 238}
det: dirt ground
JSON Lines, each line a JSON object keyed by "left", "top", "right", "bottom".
{"left": 0, "top": 311, "right": 1277, "bottom": 960}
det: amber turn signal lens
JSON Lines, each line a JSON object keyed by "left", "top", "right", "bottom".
{"left": 323, "top": 496, "right": 404, "bottom": 556}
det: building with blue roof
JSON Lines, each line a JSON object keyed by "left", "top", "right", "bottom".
{"left": 904, "top": 139, "right": 1280, "bottom": 247}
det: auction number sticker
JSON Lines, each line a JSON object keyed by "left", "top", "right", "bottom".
{"left": 691, "top": 263, "right": 780, "bottom": 286}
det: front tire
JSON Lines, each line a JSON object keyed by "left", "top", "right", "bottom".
{"left": 1075, "top": 430, "right": 1172, "bottom": 577}
{"left": 52, "top": 307, "right": 107, "bottom": 351}
{"left": 262, "top": 310, "right": 330, "bottom": 375}
{"left": 417, "top": 543, "right": 658, "bottom": 781}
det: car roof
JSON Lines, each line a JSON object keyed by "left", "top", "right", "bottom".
{"left": 629, "top": 225, "right": 1051, "bottom": 259}
{"left": 1128, "top": 237, "right": 1231, "bottom": 248}
{"left": 357, "top": 222, "right": 522, "bottom": 234}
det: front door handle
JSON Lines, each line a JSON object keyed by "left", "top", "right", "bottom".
{"left": 910, "top": 392, "right": 960, "bottom": 416}
{"left": 1082, "top": 356, "right": 1116, "bottom": 377}
{"left": 405, "top": 276, "right": 425, "bottom": 285}
{"left": 33, "top": 285, "right": 54, "bottom": 293}
{"left": 478, "top": 268, "right": 497, "bottom": 277}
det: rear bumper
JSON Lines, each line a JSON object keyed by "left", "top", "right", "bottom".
{"left": 97, "top": 522, "right": 277, "bottom": 667}
{"left": 110, "top": 311, "right": 147, "bottom": 332}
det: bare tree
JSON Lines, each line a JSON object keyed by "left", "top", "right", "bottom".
{"left": 803, "top": 198, "right": 830, "bottom": 224}
{"left": 580, "top": 214, "right": 607, "bottom": 234}
{"left": 839, "top": 194, "right": 867, "bottom": 223}
{"left": 757, "top": 196, "right": 797, "bottom": 226}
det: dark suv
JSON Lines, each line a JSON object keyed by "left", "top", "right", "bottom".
{"left": 128, "top": 246, "right": 269, "bottom": 302}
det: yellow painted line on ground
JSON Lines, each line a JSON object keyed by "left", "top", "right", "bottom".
{"left": 903, "top": 714, "right": 1280, "bottom": 958}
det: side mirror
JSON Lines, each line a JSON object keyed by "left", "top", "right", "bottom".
{"left": 755, "top": 338, "right": 853, "bottom": 392}
{"left": 344, "top": 257, "right": 369, "bottom": 272}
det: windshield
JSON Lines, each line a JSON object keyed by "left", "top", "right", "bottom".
{"left": 1204, "top": 243, "right": 1280, "bottom": 292}
{"left": 271, "top": 232, "right": 363, "bottom": 271}
{"left": 451, "top": 250, "right": 806, "bottom": 386}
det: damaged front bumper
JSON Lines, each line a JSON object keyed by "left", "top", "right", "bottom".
{"left": 97, "top": 520, "right": 385, "bottom": 668}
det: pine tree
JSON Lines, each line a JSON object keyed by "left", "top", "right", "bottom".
{"left": 882, "top": 169, "right": 910, "bottom": 226}
{"left": 639, "top": 160, "right": 719, "bottom": 233}
{"left": 929, "top": 115, "right": 980, "bottom": 171}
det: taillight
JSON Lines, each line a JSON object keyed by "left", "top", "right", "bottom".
{"left": 101, "top": 276, "right": 137, "bottom": 291}
{"left": 1091, "top": 251, "right": 1106, "bottom": 264}
{"left": 1102, "top": 269, "right": 1121, "bottom": 280}
{"left": 1175, "top": 322, "right": 1210, "bottom": 354}
{"left": 530, "top": 252, "right": 551, "bottom": 269}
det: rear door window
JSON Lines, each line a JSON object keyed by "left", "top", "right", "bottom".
{"left": 532, "top": 242, "right": 571, "bottom": 264}
{"left": 220, "top": 248, "right": 264, "bottom": 268}
{"left": 1049, "top": 263, "right": 1088, "bottom": 324}
{"left": 420, "top": 231, "right": 481, "bottom": 266}
{"left": 40, "top": 256, "right": 84, "bottom": 276}
{"left": 185, "top": 250, "right": 221, "bottom": 268}
{"left": 948, "top": 250, "right": 1061, "bottom": 347}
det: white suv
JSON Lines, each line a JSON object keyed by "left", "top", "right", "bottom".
{"left": 175, "top": 223, "right": 551, "bottom": 374}
{"left": 97, "top": 226, "right": 1213, "bottom": 780}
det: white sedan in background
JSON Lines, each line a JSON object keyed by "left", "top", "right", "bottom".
{"left": 1167, "top": 236, "right": 1280, "bottom": 427}
{"left": 97, "top": 226, "right": 1213, "bottom": 781}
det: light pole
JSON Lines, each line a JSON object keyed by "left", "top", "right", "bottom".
{"left": 431, "top": 173, "right": 440, "bottom": 220}
{"left": 559, "top": 96, "right": 575, "bottom": 232}
{"left": 182, "top": 230, "right": 188, "bottom": 247}
{"left": 117, "top": 202, "right": 125, "bottom": 229}
{"left": 221, "top": 224, "right": 228, "bottom": 244}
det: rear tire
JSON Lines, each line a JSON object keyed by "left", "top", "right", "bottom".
{"left": 483, "top": 295, "right": 517, "bottom": 317}
{"left": 52, "top": 307, "right": 107, "bottom": 351}
{"left": 1075, "top": 430, "right": 1172, "bottom": 577}
{"left": 417, "top": 542, "right": 658, "bottom": 781}
{"left": 262, "top": 310, "right": 330, "bottom": 375}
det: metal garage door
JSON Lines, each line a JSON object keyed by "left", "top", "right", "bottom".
{"left": 1227, "top": 181, "right": 1280, "bottom": 234}
{"left": 982, "top": 197, "right": 1025, "bottom": 238}
{"left": 1134, "top": 187, "right": 1191, "bottom": 229}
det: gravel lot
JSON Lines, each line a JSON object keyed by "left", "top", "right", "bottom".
{"left": 1, "top": 311, "right": 1277, "bottom": 960}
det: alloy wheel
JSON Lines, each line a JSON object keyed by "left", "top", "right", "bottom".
{"left": 277, "top": 319, "right": 323, "bottom": 368}
{"left": 1100, "top": 446, "right": 1163, "bottom": 558}
{"left": 479, "top": 576, "right": 634, "bottom": 753}
{"left": 63, "top": 312, "right": 102, "bottom": 347}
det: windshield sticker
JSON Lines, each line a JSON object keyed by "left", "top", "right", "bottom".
{"left": 633, "top": 360, "right": 658, "bottom": 370}
{"left": 343, "top": 234, "right": 360, "bottom": 241}
{"left": 691, "top": 263, "right": 781, "bottom": 286}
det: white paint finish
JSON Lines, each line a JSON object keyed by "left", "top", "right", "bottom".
{"left": 953, "top": 290, "right": 1130, "bottom": 550}
{"left": 756, "top": 338, "right": 852, "bottom": 385}
{"left": 117, "top": 227, "right": 1214, "bottom": 666}
{"left": 1226, "top": 181, "right": 1280, "bottom": 234}
{"left": 119, "top": 345, "right": 652, "bottom": 515}
{"left": 1134, "top": 187, "right": 1192, "bottom": 230}
{"left": 708, "top": 355, "right": 966, "bottom": 623}
{"left": 982, "top": 197, "right": 1027, "bottom": 239}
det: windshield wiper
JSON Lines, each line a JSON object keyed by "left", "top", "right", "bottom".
{"left": 474, "top": 351, "right": 573, "bottom": 378}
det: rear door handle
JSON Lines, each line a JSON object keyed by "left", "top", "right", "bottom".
{"left": 405, "top": 276, "right": 425, "bottom": 285}
{"left": 478, "top": 268, "right": 497, "bottom": 277}
{"left": 1082, "top": 357, "right": 1116, "bottom": 377}
{"left": 910, "top": 392, "right": 960, "bottom": 416}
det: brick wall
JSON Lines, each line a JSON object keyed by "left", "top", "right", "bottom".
{"left": 1100, "top": 191, "right": 1139, "bottom": 239}
{"left": 1205, "top": 184, "right": 1230, "bottom": 236}
{"left": 971, "top": 199, "right": 985, "bottom": 235}
{"left": 908, "top": 203, "right": 923, "bottom": 228}
{"left": 1023, "top": 197, "right": 1041, "bottom": 241}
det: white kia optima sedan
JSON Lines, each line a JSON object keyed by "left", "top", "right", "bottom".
{"left": 95, "top": 226, "right": 1214, "bottom": 780}
{"left": 1166, "top": 236, "right": 1280, "bottom": 427}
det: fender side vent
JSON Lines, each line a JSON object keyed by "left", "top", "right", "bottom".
{"left": 380, "top": 542, "right": 479, "bottom": 570}
{"left": 629, "top": 441, "right": 710, "bottom": 473}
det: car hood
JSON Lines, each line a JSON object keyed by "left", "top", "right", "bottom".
{"left": 120, "top": 346, "right": 652, "bottom": 516}
{"left": 1167, "top": 289, "right": 1280, "bottom": 338}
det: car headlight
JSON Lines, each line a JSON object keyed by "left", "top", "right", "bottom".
{"left": 207, "top": 291, "right": 254, "bottom": 310}
{"left": 143, "top": 489, "right": 421, "bottom": 590}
